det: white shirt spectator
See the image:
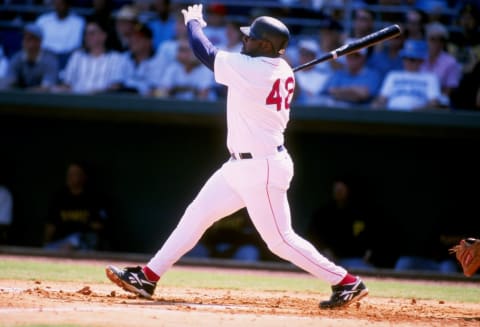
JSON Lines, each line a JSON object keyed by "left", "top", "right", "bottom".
{"left": 0, "top": 186, "right": 12, "bottom": 226}
{"left": 36, "top": 11, "right": 85, "bottom": 54}
{"left": 154, "top": 39, "right": 186, "bottom": 83}
{"left": 159, "top": 61, "right": 215, "bottom": 100}
{"left": 62, "top": 49, "right": 126, "bottom": 93}
{"left": 296, "top": 69, "right": 330, "bottom": 105}
{"left": 379, "top": 70, "right": 442, "bottom": 111}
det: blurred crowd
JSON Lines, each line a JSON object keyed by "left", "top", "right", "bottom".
{"left": 0, "top": 0, "right": 479, "bottom": 111}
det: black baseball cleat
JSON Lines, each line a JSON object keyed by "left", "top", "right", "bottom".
{"left": 105, "top": 265, "right": 157, "bottom": 299}
{"left": 319, "top": 277, "right": 368, "bottom": 309}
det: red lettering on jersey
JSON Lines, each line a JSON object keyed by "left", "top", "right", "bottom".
{"left": 266, "top": 79, "right": 282, "bottom": 111}
{"left": 285, "top": 76, "right": 294, "bottom": 110}
{"left": 266, "top": 77, "right": 295, "bottom": 111}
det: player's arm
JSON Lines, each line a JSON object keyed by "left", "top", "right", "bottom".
{"left": 183, "top": 5, "right": 218, "bottom": 72}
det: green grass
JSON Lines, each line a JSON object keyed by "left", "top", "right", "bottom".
{"left": 1, "top": 258, "right": 479, "bottom": 303}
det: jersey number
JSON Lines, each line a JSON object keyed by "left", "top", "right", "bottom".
{"left": 266, "top": 77, "right": 295, "bottom": 111}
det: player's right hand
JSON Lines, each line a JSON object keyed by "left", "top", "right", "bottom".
{"left": 181, "top": 4, "right": 207, "bottom": 28}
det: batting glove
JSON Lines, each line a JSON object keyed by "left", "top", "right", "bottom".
{"left": 181, "top": 4, "right": 207, "bottom": 28}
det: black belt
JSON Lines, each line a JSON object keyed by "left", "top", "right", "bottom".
{"left": 232, "top": 145, "right": 284, "bottom": 160}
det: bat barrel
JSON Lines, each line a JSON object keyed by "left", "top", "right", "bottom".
{"left": 334, "top": 24, "right": 401, "bottom": 58}
{"left": 292, "top": 24, "right": 402, "bottom": 72}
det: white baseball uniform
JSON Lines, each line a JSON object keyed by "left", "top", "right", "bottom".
{"left": 146, "top": 47, "right": 347, "bottom": 285}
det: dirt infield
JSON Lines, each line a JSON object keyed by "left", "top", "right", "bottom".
{"left": 1, "top": 257, "right": 480, "bottom": 327}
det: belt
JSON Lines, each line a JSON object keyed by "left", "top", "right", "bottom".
{"left": 231, "top": 145, "right": 284, "bottom": 160}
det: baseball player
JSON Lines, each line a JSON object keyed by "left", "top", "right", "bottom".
{"left": 106, "top": 4, "right": 368, "bottom": 309}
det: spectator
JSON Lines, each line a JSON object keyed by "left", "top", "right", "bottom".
{"left": 316, "top": 16, "right": 346, "bottom": 73}
{"left": 372, "top": 39, "right": 442, "bottom": 111}
{"left": 87, "top": 0, "right": 116, "bottom": 25}
{"left": 351, "top": 7, "right": 375, "bottom": 59}
{"left": 306, "top": 176, "right": 376, "bottom": 270}
{"left": 415, "top": 0, "right": 450, "bottom": 23}
{"left": 293, "top": 39, "right": 331, "bottom": 105}
{"left": 0, "top": 23, "right": 59, "bottom": 91}
{"left": 221, "top": 19, "right": 243, "bottom": 52}
{"left": 43, "top": 161, "right": 111, "bottom": 251}
{"left": 153, "top": 13, "right": 188, "bottom": 83}
{"left": 351, "top": 7, "right": 375, "bottom": 38}
{"left": 421, "top": 22, "right": 462, "bottom": 101}
{"left": 367, "top": 25, "right": 405, "bottom": 80}
{"left": 320, "top": 40, "right": 382, "bottom": 108}
{"left": 203, "top": 3, "right": 228, "bottom": 48}
{"left": 55, "top": 19, "right": 126, "bottom": 94}
{"left": 447, "top": 3, "right": 480, "bottom": 74}
{"left": 0, "top": 46, "right": 8, "bottom": 79}
{"left": 86, "top": 0, "right": 121, "bottom": 51}
{"left": 450, "top": 60, "right": 480, "bottom": 110}
{"left": 112, "top": 5, "right": 139, "bottom": 52}
{"left": 117, "top": 23, "right": 164, "bottom": 96}
{"left": 403, "top": 8, "right": 428, "bottom": 41}
{"left": 155, "top": 38, "right": 216, "bottom": 100}
{"left": 146, "top": 0, "right": 176, "bottom": 51}
{"left": 35, "top": 0, "right": 86, "bottom": 69}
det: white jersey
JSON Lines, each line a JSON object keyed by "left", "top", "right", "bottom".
{"left": 214, "top": 50, "right": 295, "bottom": 157}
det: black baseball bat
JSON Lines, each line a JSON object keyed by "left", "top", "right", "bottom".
{"left": 292, "top": 24, "right": 402, "bottom": 72}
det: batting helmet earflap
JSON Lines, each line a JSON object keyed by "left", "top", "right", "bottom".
{"left": 240, "top": 16, "right": 290, "bottom": 55}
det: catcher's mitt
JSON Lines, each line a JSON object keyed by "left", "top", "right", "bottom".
{"left": 449, "top": 238, "right": 480, "bottom": 277}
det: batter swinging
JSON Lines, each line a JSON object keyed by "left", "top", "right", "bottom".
{"left": 106, "top": 4, "right": 368, "bottom": 309}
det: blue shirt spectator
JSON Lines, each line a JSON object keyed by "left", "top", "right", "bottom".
{"left": 146, "top": 0, "right": 176, "bottom": 51}
{"left": 367, "top": 31, "right": 405, "bottom": 80}
{"left": 372, "top": 40, "right": 442, "bottom": 111}
{"left": 321, "top": 44, "right": 382, "bottom": 108}
{"left": 0, "top": 24, "right": 59, "bottom": 91}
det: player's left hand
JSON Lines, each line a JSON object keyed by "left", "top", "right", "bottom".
{"left": 181, "top": 4, "right": 207, "bottom": 28}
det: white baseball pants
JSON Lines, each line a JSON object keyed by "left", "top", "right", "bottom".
{"left": 147, "top": 149, "right": 347, "bottom": 285}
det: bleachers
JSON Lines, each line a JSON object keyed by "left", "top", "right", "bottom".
{"left": 0, "top": 0, "right": 464, "bottom": 58}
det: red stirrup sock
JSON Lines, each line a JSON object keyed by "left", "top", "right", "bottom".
{"left": 338, "top": 273, "right": 357, "bottom": 285}
{"left": 142, "top": 266, "right": 160, "bottom": 282}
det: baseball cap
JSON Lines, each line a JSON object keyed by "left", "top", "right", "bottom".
{"left": 298, "top": 39, "right": 319, "bottom": 55}
{"left": 24, "top": 23, "right": 43, "bottom": 39}
{"left": 114, "top": 5, "right": 138, "bottom": 21}
{"left": 400, "top": 39, "right": 427, "bottom": 60}
{"left": 426, "top": 22, "right": 448, "bottom": 39}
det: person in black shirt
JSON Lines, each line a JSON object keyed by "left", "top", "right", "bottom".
{"left": 43, "top": 161, "right": 110, "bottom": 251}
{"left": 307, "top": 176, "right": 376, "bottom": 270}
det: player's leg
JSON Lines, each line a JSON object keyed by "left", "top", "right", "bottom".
{"left": 240, "top": 156, "right": 368, "bottom": 308}
{"left": 146, "top": 167, "right": 244, "bottom": 274}
{"left": 106, "top": 166, "right": 244, "bottom": 298}
{"left": 243, "top": 176, "right": 347, "bottom": 284}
